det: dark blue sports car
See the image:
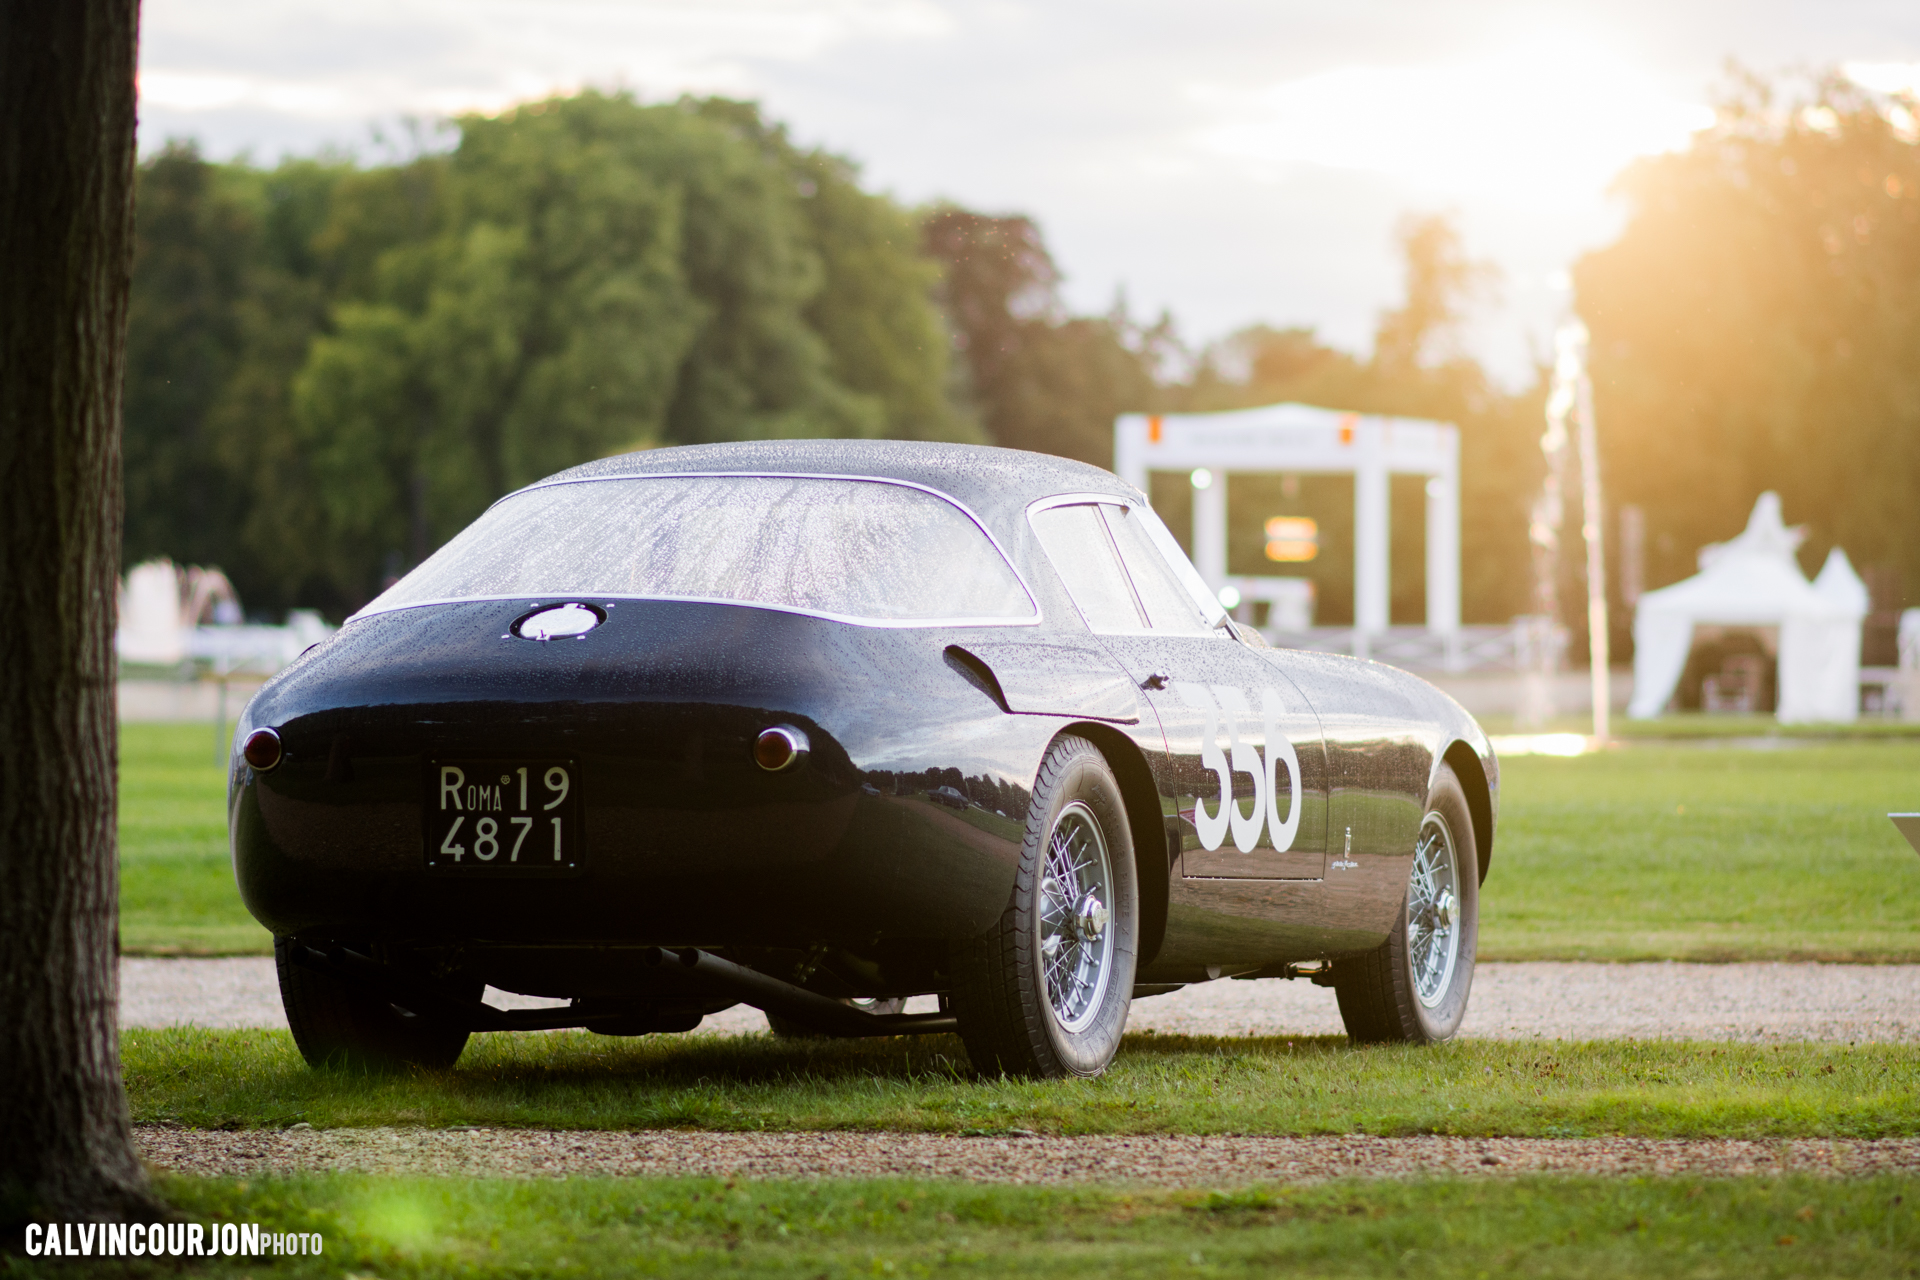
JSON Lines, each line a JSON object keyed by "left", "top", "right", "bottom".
{"left": 232, "top": 440, "right": 1496, "bottom": 1078}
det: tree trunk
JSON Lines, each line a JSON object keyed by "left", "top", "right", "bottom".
{"left": 0, "top": 0, "right": 162, "bottom": 1230}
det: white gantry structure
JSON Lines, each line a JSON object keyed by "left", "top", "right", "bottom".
{"left": 1114, "top": 403, "right": 1461, "bottom": 659}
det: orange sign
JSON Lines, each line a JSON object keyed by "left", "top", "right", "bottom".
{"left": 1265, "top": 516, "right": 1319, "bottom": 563}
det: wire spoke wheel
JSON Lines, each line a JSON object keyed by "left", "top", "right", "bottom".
{"left": 1405, "top": 812, "right": 1461, "bottom": 1009}
{"left": 1332, "top": 761, "right": 1480, "bottom": 1045}
{"left": 949, "top": 734, "right": 1137, "bottom": 1078}
{"left": 1038, "top": 801, "right": 1116, "bottom": 1032}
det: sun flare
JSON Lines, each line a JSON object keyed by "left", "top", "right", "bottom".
{"left": 1199, "top": 31, "right": 1714, "bottom": 206}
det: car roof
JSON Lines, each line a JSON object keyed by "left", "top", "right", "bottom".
{"left": 537, "top": 440, "right": 1141, "bottom": 538}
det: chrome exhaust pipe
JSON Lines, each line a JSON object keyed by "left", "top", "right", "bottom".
{"left": 658, "top": 947, "right": 958, "bottom": 1038}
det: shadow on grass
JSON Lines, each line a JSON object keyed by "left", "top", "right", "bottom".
{"left": 124, "top": 1025, "right": 1920, "bottom": 1140}
{"left": 448, "top": 1029, "right": 1361, "bottom": 1085}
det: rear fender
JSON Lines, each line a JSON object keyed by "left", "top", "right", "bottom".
{"left": 1437, "top": 739, "right": 1494, "bottom": 883}
{"left": 1063, "top": 723, "right": 1170, "bottom": 967}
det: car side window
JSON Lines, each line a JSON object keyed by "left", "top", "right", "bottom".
{"left": 1030, "top": 504, "right": 1144, "bottom": 632}
{"left": 1099, "top": 504, "right": 1216, "bottom": 634}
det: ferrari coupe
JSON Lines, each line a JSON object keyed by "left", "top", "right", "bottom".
{"left": 231, "top": 440, "right": 1496, "bottom": 1078}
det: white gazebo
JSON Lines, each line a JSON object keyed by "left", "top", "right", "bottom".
{"left": 1113, "top": 403, "right": 1460, "bottom": 653}
{"left": 1627, "top": 493, "right": 1866, "bottom": 723}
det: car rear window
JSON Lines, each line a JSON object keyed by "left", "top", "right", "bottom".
{"left": 355, "top": 475, "right": 1035, "bottom": 625}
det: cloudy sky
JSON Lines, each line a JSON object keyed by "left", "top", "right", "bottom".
{"left": 138, "top": 0, "right": 1920, "bottom": 385}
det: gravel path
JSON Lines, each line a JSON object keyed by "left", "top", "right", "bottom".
{"left": 135, "top": 1126, "right": 1920, "bottom": 1184}
{"left": 121, "top": 957, "right": 1920, "bottom": 1043}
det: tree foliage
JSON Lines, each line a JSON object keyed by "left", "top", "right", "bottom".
{"left": 1372, "top": 213, "right": 1499, "bottom": 376}
{"left": 123, "top": 146, "right": 254, "bottom": 572}
{"left": 689, "top": 99, "right": 975, "bottom": 446}
{"left": 921, "top": 206, "right": 1168, "bottom": 466}
{"left": 1576, "top": 72, "right": 1920, "bottom": 606}
{"left": 1166, "top": 215, "right": 1542, "bottom": 626}
{"left": 127, "top": 97, "right": 1569, "bottom": 630}
{"left": 126, "top": 94, "right": 976, "bottom": 613}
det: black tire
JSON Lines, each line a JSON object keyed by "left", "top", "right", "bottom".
{"left": 1334, "top": 762, "right": 1480, "bottom": 1044}
{"left": 766, "top": 997, "right": 906, "bottom": 1039}
{"left": 949, "top": 735, "right": 1138, "bottom": 1078}
{"left": 275, "top": 937, "right": 474, "bottom": 1071}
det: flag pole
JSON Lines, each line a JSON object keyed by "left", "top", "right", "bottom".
{"left": 1564, "top": 321, "right": 1610, "bottom": 742}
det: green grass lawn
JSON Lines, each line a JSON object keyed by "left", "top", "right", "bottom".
{"left": 117, "top": 723, "right": 1920, "bottom": 962}
{"left": 124, "top": 1028, "right": 1919, "bottom": 1138}
{"left": 119, "top": 723, "right": 268, "bottom": 955}
{"left": 106, "top": 725, "right": 1920, "bottom": 1276}
{"left": 20, "top": 1173, "right": 1918, "bottom": 1278}
{"left": 1481, "top": 711, "right": 1920, "bottom": 739}
{"left": 1482, "top": 743, "right": 1920, "bottom": 961}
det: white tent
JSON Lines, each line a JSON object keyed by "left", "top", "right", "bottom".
{"left": 1628, "top": 493, "right": 1866, "bottom": 723}
{"left": 117, "top": 560, "right": 187, "bottom": 665}
{"left": 115, "top": 557, "right": 336, "bottom": 673}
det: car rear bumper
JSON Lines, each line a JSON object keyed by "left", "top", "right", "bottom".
{"left": 232, "top": 759, "right": 1026, "bottom": 946}
{"left": 228, "top": 598, "right": 1050, "bottom": 951}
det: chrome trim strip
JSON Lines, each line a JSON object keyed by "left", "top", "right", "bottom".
{"left": 1025, "top": 490, "right": 1140, "bottom": 514}
{"left": 347, "top": 593, "right": 1044, "bottom": 631}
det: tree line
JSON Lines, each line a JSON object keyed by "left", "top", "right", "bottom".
{"left": 129, "top": 93, "right": 984, "bottom": 614}
{"left": 128, "top": 88, "right": 1542, "bottom": 626}
{"left": 132, "top": 75, "right": 1916, "bottom": 632}
{"left": 1577, "top": 71, "right": 1920, "bottom": 628}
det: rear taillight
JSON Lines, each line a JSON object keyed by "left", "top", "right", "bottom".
{"left": 753, "top": 725, "right": 809, "bottom": 772}
{"left": 242, "top": 728, "right": 283, "bottom": 772}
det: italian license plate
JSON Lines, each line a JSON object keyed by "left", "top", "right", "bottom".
{"left": 424, "top": 759, "right": 582, "bottom": 873}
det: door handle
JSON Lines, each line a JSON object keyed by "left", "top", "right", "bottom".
{"left": 1140, "top": 671, "right": 1170, "bottom": 691}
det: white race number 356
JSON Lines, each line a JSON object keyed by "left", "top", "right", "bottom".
{"left": 1173, "top": 683, "right": 1302, "bottom": 854}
